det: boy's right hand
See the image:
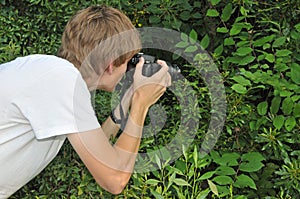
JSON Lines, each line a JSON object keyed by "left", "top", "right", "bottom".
{"left": 131, "top": 57, "right": 171, "bottom": 110}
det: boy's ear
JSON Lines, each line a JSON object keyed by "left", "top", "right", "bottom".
{"left": 106, "top": 62, "right": 114, "bottom": 75}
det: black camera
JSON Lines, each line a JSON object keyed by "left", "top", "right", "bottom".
{"left": 126, "top": 53, "right": 181, "bottom": 81}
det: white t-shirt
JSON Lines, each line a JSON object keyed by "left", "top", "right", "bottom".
{"left": 0, "top": 54, "right": 100, "bottom": 198}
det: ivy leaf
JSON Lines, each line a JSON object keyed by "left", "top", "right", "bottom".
{"left": 257, "top": 101, "right": 268, "bottom": 116}
{"left": 234, "top": 174, "right": 257, "bottom": 190}
{"left": 206, "top": 9, "right": 219, "bottom": 17}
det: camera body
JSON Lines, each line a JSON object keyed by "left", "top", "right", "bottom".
{"left": 126, "top": 53, "right": 181, "bottom": 80}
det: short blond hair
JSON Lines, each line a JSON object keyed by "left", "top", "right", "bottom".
{"left": 58, "top": 5, "right": 141, "bottom": 71}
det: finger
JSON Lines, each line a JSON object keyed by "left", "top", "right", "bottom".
{"left": 156, "top": 60, "right": 169, "bottom": 72}
{"left": 134, "top": 57, "right": 144, "bottom": 74}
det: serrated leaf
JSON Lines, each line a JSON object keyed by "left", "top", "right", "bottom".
{"left": 208, "top": 180, "right": 219, "bottom": 196}
{"left": 231, "top": 84, "right": 247, "bottom": 94}
{"left": 206, "top": 9, "right": 219, "bottom": 17}
{"left": 234, "top": 174, "right": 257, "bottom": 189}
{"left": 291, "top": 63, "right": 300, "bottom": 84}
{"left": 285, "top": 116, "right": 296, "bottom": 131}
{"left": 200, "top": 34, "right": 210, "bottom": 49}
{"left": 173, "top": 178, "right": 191, "bottom": 186}
{"left": 273, "top": 115, "right": 285, "bottom": 130}
{"left": 257, "top": 101, "right": 268, "bottom": 116}
{"left": 273, "top": 37, "right": 286, "bottom": 48}
{"left": 276, "top": 49, "right": 292, "bottom": 57}
{"left": 221, "top": 3, "right": 233, "bottom": 22}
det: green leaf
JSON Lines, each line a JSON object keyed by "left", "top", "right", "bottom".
{"left": 210, "top": 0, "right": 221, "bottom": 6}
{"left": 240, "top": 152, "right": 265, "bottom": 172}
{"left": 230, "top": 24, "right": 243, "bottom": 36}
{"left": 213, "top": 176, "right": 233, "bottom": 185}
{"left": 236, "top": 47, "right": 253, "bottom": 56}
{"left": 276, "top": 49, "right": 292, "bottom": 57}
{"left": 231, "top": 76, "right": 251, "bottom": 86}
{"left": 215, "top": 166, "right": 236, "bottom": 176}
{"left": 265, "top": 53, "right": 275, "bottom": 63}
{"left": 270, "top": 96, "right": 281, "bottom": 114}
{"left": 295, "top": 23, "right": 300, "bottom": 32}
{"left": 282, "top": 97, "right": 293, "bottom": 115}
{"left": 234, "top": 174, "right": 257, "bottom": 190}
{"left": 215, "top": 153, "right": 240, "bottom": 166}
{"left": 217, "top": 27, "right": 229, "bottom": 33}
{"left": 224, "top": 38, "right": 235, "bottom": 46}
{"left": 199, "top": 171, "right": 216, "bottom": 180}
{"left": 184, "top": 45, "right": 198, "bottom": 53}
{"left": 221, "top": 3, "right": 233, "bottom": 22}
{"left": 214, "top": 44, "right": 223, "bottom": 56}
{"left": 189, "top": 29, "right": 198, "bottom": 44}
{"left": 208, "top": 180, "right": 219, "bottom": 196}
{"left": 257, "top": 101, "right": 268, "bottom": 116}
{"left": 206, "top": 9, "right": 219, "bottom": 17}
{"left": 173, "top": 178, "right": 191, "bottom": 186}
{"left": 200, "top": 34, "right": 210, "bottom": 49}
{"left": 149, "top": 15, "right": 161, "bottom": 24}
{"left": 146, "top": 179, "right": 160, "bottom": 185}
{"left": 273, "top": 115, "right": 285, "bottom": 130}
{"left": 176, "top": 41, "right": 189, "bottom": 48}
{"left": 181, "top": 33, "right": 189, "bottom": 42}
{"left": 239, "top": 56, "right": 255, "bottom": 65}
{"left": 291, "top": 63, "right": 300, "bottom": 84}
{"left": 285, "top": 116, "right": 296, "bottom": 131}
{"left": 293, "top": 103, "right": 300, "bottom": 117}
{"left": 273, "top": 37, "right": 286, "bottom": 48}
{"left": 196, "top": 188, "right": 210, "bottom": 199}
{"left": 231, "top": 84, "right": 247, "bottom": 94}
{"left": 253, "top": 35, "right": 275, "bottom": 47}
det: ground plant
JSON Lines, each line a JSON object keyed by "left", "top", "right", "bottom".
{"left": 1, "top": 0, "right": 300, "bottom": 198}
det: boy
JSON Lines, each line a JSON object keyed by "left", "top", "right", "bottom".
{"left": 0, "top": 5, "right": 170, "bottom": 198}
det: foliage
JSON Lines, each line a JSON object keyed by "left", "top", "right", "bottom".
{"left": 1, "top": 0, "right": 300, "bottom": 198}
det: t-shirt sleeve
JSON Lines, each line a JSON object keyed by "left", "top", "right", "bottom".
{"left": 13, "top": 66, "right": 100, "bottom": 139}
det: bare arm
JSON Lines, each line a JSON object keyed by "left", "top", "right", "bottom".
{"left": 67, "top": 58, "right": 171, "bottom": 194}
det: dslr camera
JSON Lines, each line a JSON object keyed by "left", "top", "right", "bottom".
{"left": 126, "top": 53, "right": 181, "bottom": 81}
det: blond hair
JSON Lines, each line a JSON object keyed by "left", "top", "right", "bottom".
{"left": 58, "top": 5, "right": 141, "bottom": 72}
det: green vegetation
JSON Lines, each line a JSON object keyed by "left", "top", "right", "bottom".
{"left": 1, "top": 0, "right": 300, "bottom": 198}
